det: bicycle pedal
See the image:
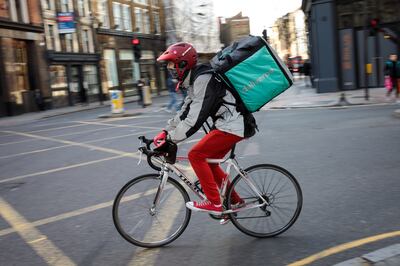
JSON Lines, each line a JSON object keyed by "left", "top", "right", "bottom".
{"left": 219, "top": 216, "right": 230, "bottom": 225}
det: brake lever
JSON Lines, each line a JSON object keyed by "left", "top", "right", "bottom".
{"left": 138, "top": 139, "right": 144, "bottom": 165}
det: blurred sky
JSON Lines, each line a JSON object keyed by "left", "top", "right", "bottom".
{"left": 213, "top": 0, "right": 302, "bottom": 35}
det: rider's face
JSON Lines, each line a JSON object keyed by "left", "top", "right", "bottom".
{"left": 167, "top": 61, "right": 179, "bottom": 79}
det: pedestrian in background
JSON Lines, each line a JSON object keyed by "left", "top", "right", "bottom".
{"left": 384, "top": 54, "right": 400, "bottom": 101}
{"left": 137, "top": 78, "right": 145, "bottom": 108}
{"left": 303, "top": 59, "right": 312, "bottom": 87}
{"left": 166, "top": 73, "right": 178, "bottom": 113}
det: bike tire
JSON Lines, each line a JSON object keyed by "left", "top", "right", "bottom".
{"left": 227, "top": 164, "right": 302, "bottom": 238}
{"left": 113, "top": 174, "right": 191, "bottom": 248}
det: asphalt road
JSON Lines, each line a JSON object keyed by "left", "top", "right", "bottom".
{"left": 0, "top": 102, "right": 399, "bottom": 266}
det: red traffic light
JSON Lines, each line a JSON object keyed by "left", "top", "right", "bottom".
{"left": 370, "top": 18, "right": 379, "bottom": 28}
{"left": 131, "top": 38, "right": 140, "bottom": 45}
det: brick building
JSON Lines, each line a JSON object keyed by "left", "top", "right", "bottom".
{"left": 0, "top": 0, "right": 49, "bottom": 116}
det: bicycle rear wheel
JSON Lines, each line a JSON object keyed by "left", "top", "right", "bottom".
{"left": 112, "top": 174, "right": 191, "bottom": 248}
{"left": 227, "top": 164, "right": 302, "bottom": 238}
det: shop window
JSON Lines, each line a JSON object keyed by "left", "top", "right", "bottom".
{"left": 119, "top": 50, "right": 135, "bottom": 85}
{"left": 83, "top": 65, "right": 99, "bottom": 100}
{"left": 49, "top": 65, "right": 68, "bottom": 108}
{"left": 104, "top": 49, "right": 119, "bottom": 89}
{"left": 2, "top": 39, "right": 25, "bottom": 106}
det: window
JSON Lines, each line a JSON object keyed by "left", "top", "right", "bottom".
{"left": 97, "top": 0, "right": 109, "bottom": 28}
{"left": 42, "top": 0, "right": 55, "bottom": 10}
{"left": 113, "top": 2, "right": 132, "bottom": 31}
{"left": 77, "top": 0, "right": 85, "bottom": 17}
{"left": 153, "top": 11, "right": 160, "bottom": 34}
{"left": 135, "top": 7, "right": 150, "bottom": 33}
{"left": 122, "top": 4, "right": 131, "bottom": 31}
{"left": 64, "top": 33, "right": 73, "bottom": 52}
{"left": 112, "top": 2, "right": 122, "bottom": 30}
{"left": 134, "top": 0, "right": 147, "bottom": 5}
{"left": 47, "top": 24, "right": 56, "bottom": 50}
{"left": 0, "top": 0, "right": 10, "bottom": 19}
{"left": 83, "top": 65, "right": 99, "bottom": 97}
{"left": 9, "top": 0, "right": 29, "bottom": 23}
{"left": 82, "top": 29, "right": 90, "bottom": 53}
{"left": 60, "top": 0, "right": 71, "bottom": 12}
{"left": 119, "top": 50, "right": 134, "bottom": 85}
{"left": 104, "top": 49, "right": 119, "bottom": 88}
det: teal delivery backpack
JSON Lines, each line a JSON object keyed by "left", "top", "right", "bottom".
{"left": 210, "top": 36, "right": 294, "bottom": 113}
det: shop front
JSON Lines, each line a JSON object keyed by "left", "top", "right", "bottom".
{"left": 98, "top": 32, "right": 166, "bottom": 99}
{"left": 0, "top": 27, "right": 49, "bottom": 116}
{"left": 47, "top": 52, "right": 102, "bottom": 108}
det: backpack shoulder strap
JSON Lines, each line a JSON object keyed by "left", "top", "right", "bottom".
{"left": 189, "top": 63, "right": 214, "bottom": 85}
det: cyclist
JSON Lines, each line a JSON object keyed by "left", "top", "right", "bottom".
{"left": 154, "top": 42, "right": 257, "bottom": 215}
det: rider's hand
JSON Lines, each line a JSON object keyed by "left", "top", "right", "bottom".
{"left": 153, "top": 130, "right": 168, "bottom": 148}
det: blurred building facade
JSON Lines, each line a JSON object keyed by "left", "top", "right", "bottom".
{"left": 302, "top": 0, "right": 400, "bottom": 93}
{"left": 0, "top": 0, "right": 49, "bottom": 116}
{"left": 163, "top": 0, "right": 221, "bottom": 61}
{"left": 94, "top": 0, "right": 166, "bottom": 97}
{"left": 269, "top": 9, "right": 308, "bottom": 62}
{"left": 219, "top": 12, "right": 250, "bottom": 48}
{"left": 42, "top": 0, "right": 102, "bottom": 108}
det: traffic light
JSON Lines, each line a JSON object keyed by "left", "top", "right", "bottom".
{"left": 369, "top": 18, "right": 379, "bottom": 36}
{"left": 132, "top": 38, "right": 141, "bottom": 61}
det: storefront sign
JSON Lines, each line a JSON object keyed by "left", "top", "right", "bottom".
{"left": 57, "top": 12, "right": 75, "bottom": 34}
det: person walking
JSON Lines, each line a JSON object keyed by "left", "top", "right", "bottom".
{"left": 384, "top": 54, "right": 400, "bottom": 101}
{"left": 303, "top": 59, "right": 312, "bottom": 87}
{"left": 166, "top": 73, "right": 178, "bottom": 113}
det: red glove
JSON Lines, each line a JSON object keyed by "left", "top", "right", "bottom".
{"left": 153, "top": 130, "right": 168, "bottom": 148}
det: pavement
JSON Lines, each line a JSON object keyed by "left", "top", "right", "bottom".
{"left": 1, "top": 80, "right": 399, "bottom": 128}
{"left": 334, "top": 244, "right": 400, "bottom": 266}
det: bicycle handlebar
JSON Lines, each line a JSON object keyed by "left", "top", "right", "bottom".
{"left": 138, "top": 136, "right": 162, "bottom": 171}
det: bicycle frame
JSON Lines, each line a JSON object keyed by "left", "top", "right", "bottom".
{"left": 151, "top": 156, "right": 269, "bottom": 214}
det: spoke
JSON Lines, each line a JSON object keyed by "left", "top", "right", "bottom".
{"left": 274, "top": 194, "right": 297, "bottom": 200}
{"left": 238, "top": 179, "right": 254, "bottom": 197}
{"left": 270, "top": 175, "right": 283, "bottom": 196}
{"left": 271, "top": 205, "right": 295, "bottom": 214}
{"left": 273, "top": 180, "right": 291, "bottom": 196}
{"left": 272, "top": 205, "right": 289, "bottom": 224}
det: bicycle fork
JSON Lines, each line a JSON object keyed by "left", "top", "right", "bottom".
{"left": 150, "top": 165, "right": 170, "bottom": 215}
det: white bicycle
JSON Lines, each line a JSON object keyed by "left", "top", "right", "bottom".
{"left": 112, "top": 136, "right": 303, "bottom": 248}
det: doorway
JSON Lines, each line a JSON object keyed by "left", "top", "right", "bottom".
{"left": 69, "top": 65, "right": 87, "bottom": 105}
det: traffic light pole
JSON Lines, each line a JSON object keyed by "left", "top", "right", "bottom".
{"left": 363, "top": 6, "right": 370, "bottom": 101}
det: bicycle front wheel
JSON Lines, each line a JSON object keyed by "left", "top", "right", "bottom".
{"left": 227, "top": 164, "right": 302, "bottom": 238}
{"left": 112, "top": 174, "right": 191, "bottom": 248}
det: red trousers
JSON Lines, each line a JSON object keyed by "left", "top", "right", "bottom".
{"left": 188, "top": 130, "right": 243, "bottom": 205}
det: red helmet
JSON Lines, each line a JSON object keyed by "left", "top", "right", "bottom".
{"left": 157, "top": 42, "right": 198, "bottom": 81}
